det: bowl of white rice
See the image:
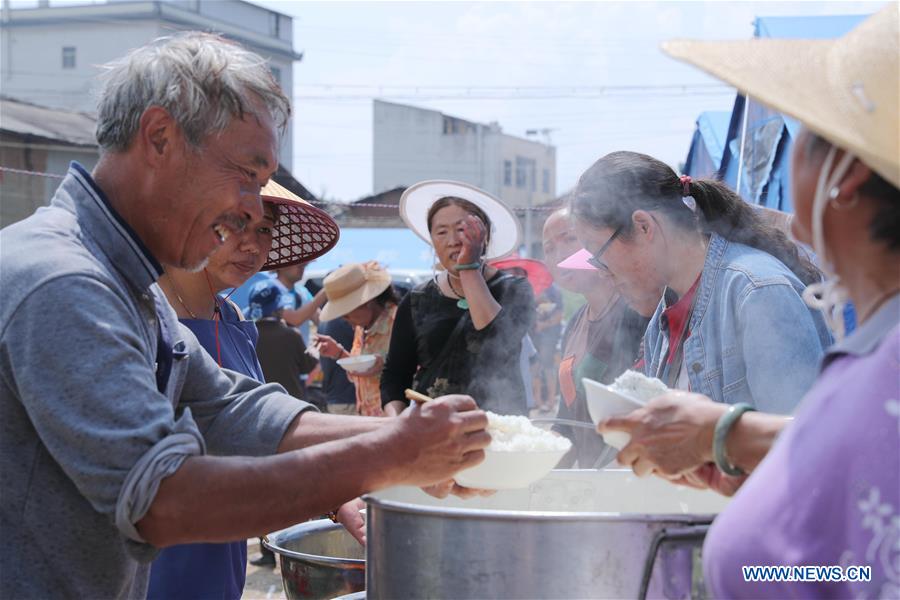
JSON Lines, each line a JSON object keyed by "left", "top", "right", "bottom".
{"left": 453, "top": 412, "right": 571, "bottom": 490}
{"left": 336, "top": 354, "right": 377, "bottom": 374}
{"left": 583, "top": 371, "right": 669, "bottom": 450}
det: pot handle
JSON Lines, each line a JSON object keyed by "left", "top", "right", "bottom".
{"left": 638, "top": 524, "right": 710, "bottom": 600}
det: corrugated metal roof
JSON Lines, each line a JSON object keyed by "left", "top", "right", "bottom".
{"left": 0, "top": 96, "right": 97, "bottom": 146}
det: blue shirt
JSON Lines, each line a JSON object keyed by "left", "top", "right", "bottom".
{"left": 642, "top": 234, "right": 832, "bottom": 413}
{"left": 148, "top": 301, "right": 264, "bottom": 600}
{"left": 317, "top": 318, "right": 357, "bottom": 405}
{"left": 273, "top": 279, "right": 314, "bottom": 344}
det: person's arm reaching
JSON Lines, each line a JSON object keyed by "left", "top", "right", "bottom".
{"left": 599, "top": 391, "right": 789, "bottom": 493}
{"left": 282, "top": 288, "right": 327, "bottom": 328}
{"left": 138, "top": 395, "right": 490, "bottom": 546}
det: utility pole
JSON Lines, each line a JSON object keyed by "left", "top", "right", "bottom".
{"left": 2, "top": 0, "right": 11, "bottom": 89}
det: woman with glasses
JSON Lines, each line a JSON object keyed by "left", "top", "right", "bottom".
{"left": 569, "top": 151, "right": 831, "bottom": 413}
{"left": 598, "top": 8, "right": 898, "bottom": 597}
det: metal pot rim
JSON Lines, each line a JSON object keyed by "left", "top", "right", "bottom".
{"left": 263, "top": 520, "right": 366, "bottom": 567}
{"left": 363, "top": 493, "right": 717, "bottom": 524}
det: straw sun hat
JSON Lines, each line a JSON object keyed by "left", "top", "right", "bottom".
{"left": 259, "top": 179, "right": 340, "bottom": 269}
{"left": 399, "top": 180, "right": 522, "bottom": 260}
{"left": 319, "top": 262, "right": 393, "bottom": 322}
{"left": 662, "top": 4, "right": 899, "bottom": 189}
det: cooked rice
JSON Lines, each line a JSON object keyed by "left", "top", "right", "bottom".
{"left": 609, "top": 370, "right": 669, "bottom": 403}
{"left": 485, "top": 412, "right": 572, "bottom": 452}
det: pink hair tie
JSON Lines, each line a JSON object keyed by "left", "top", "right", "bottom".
{"left": 679, "top": 174, "right": 692, "bottom": 197}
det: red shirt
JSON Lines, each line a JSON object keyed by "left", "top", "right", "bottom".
{"left": 661, "top": 276, "right": 701, "bottom": 366}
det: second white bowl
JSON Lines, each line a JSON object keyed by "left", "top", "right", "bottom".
{"left": 582, "top": 378, "right": 645, "bottom": 450}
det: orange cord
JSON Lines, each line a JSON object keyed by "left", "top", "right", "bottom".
{"left": 203, "top": 269, "right": 238, "bottom": 368}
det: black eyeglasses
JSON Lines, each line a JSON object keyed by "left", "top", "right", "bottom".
{"left": 586, "top": 226, "right": 623, "bottom": 271}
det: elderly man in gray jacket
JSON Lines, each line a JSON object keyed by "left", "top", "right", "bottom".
{"left": 0, "top": 33, "right": 489, "bottom": 599}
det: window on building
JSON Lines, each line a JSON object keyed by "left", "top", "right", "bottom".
{"left": 542, "top": 169, "right": 550, "bottom": 193}
{"left": 503, "top": 160, "right": 512, "bottom": 186}
{"left": 515, "top": 156, "right": 535, "bottom": 190}
{"left": 269, "top": 13, "right": 281, "bottom": 37}
{"left": 62, "top": 47, "right": 76, "bottom": 69}
{"left": 442, "top": 116, "right": 473, "bottom": 135}
{"left": 270, "top": 66, "right": 282, "bottom": 88}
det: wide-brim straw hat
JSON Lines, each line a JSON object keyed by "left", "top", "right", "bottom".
{"left": 259, "top": 179, "right": 340, "bottom": 269}
{"left": 400, "top": 180, "right": 522, "bottom": 260}
{"left": 320, "top": 261, "right": 393, "bottom": 322}
{"left": 662, "top": 4, "right": 899, "bottom": 190}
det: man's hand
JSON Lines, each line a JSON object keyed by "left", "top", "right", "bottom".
{"left": 389, "top": 395, "right": 490, "bottom": 487}
{"left": 598, "top": 391, "right": 726, "bottom": 478}
{"left": 335, "top": 498, "right": 366, "bottom": 546}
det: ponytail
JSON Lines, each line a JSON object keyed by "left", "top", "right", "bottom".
{"left": 689, "top": 179, "right": 821, "bottom": 286}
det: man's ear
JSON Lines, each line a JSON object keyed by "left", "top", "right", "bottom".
{"left": 137, "top": 106, "right": 179, "bottom": 167}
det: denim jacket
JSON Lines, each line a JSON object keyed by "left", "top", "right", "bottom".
{"left": 642, "top": 234, "right": 832, "bottom": 414}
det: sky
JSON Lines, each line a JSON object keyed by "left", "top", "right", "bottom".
{"left": 244, "top": 0, "right": 882, "bottom": 202}
{"left": 8, "top": 0, "right": 885, "bottom": 201}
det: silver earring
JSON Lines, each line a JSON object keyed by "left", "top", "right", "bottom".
{"left": 828, "top": 186, "right": 840, "bottom": 200}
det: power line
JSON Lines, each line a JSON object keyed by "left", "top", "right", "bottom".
{"left": 0, "top": 165, "right": 562, "bottom": 210}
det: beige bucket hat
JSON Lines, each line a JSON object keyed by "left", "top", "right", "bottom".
{"left": 319, "top": 261, "right": 393, "bottom": 322}
{"left": 259, "top": 179, "right": 341, "bottom": 269}
{"left": 662, "top": 4, "right": 899, "bottom": 189}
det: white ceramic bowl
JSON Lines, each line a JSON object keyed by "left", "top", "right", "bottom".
{"left": 337, "top": 354, "right": 377, "bottom": 374}
{"left": 582, "top": 378, "right": 645, "bottom": 450}
{"left": 453, "top": 447, "right": 570, "bottom": 490}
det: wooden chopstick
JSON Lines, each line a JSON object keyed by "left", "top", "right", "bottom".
{"left": 404, "top": 388, "right": 433, "bottom": 404}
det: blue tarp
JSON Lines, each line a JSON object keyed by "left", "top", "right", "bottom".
{"left": 684, "top": 14, "right": 869, "bottom": 210}
{"left": 716, "top": 14, "right": 869, "bottom": 211}
{"left": 754, "top": 14, "right": 868, "bottom": 39}
{"left": 684, "top": 111, "right": 731, "bottom": 178}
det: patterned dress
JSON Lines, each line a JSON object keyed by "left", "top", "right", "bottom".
{"left": 348, "top": 303, "right": 397, "bottom": 416}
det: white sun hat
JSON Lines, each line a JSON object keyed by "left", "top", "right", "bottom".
{"left": 399, "top": 180, "right": 522, "bottom": 260}
{"left": 662, "top": 4, "right": 899, "bottom": 190}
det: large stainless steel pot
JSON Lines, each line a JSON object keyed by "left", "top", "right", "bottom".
{"left": 365, "top": 469, "right": 728, "bottom": 599}
{"left": 264, "top": 519, "right": 365, "bottom": 600}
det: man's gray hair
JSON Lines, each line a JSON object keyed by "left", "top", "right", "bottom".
{"left": 95, "top": 32, "right": 290, "bottom": 152}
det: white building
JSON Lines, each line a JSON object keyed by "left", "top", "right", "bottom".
{"left": 373, "top": 100, "right": 557, "bottom": 212}
{"left": 0, "top": 0, "right": 301, "bottom": 167}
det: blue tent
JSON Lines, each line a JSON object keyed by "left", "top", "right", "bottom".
{"left": 716, "top": 14, "right": 868, "bottom": 211}
{"left": 683, "top": 111, "right": 731, "bottom": 178}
